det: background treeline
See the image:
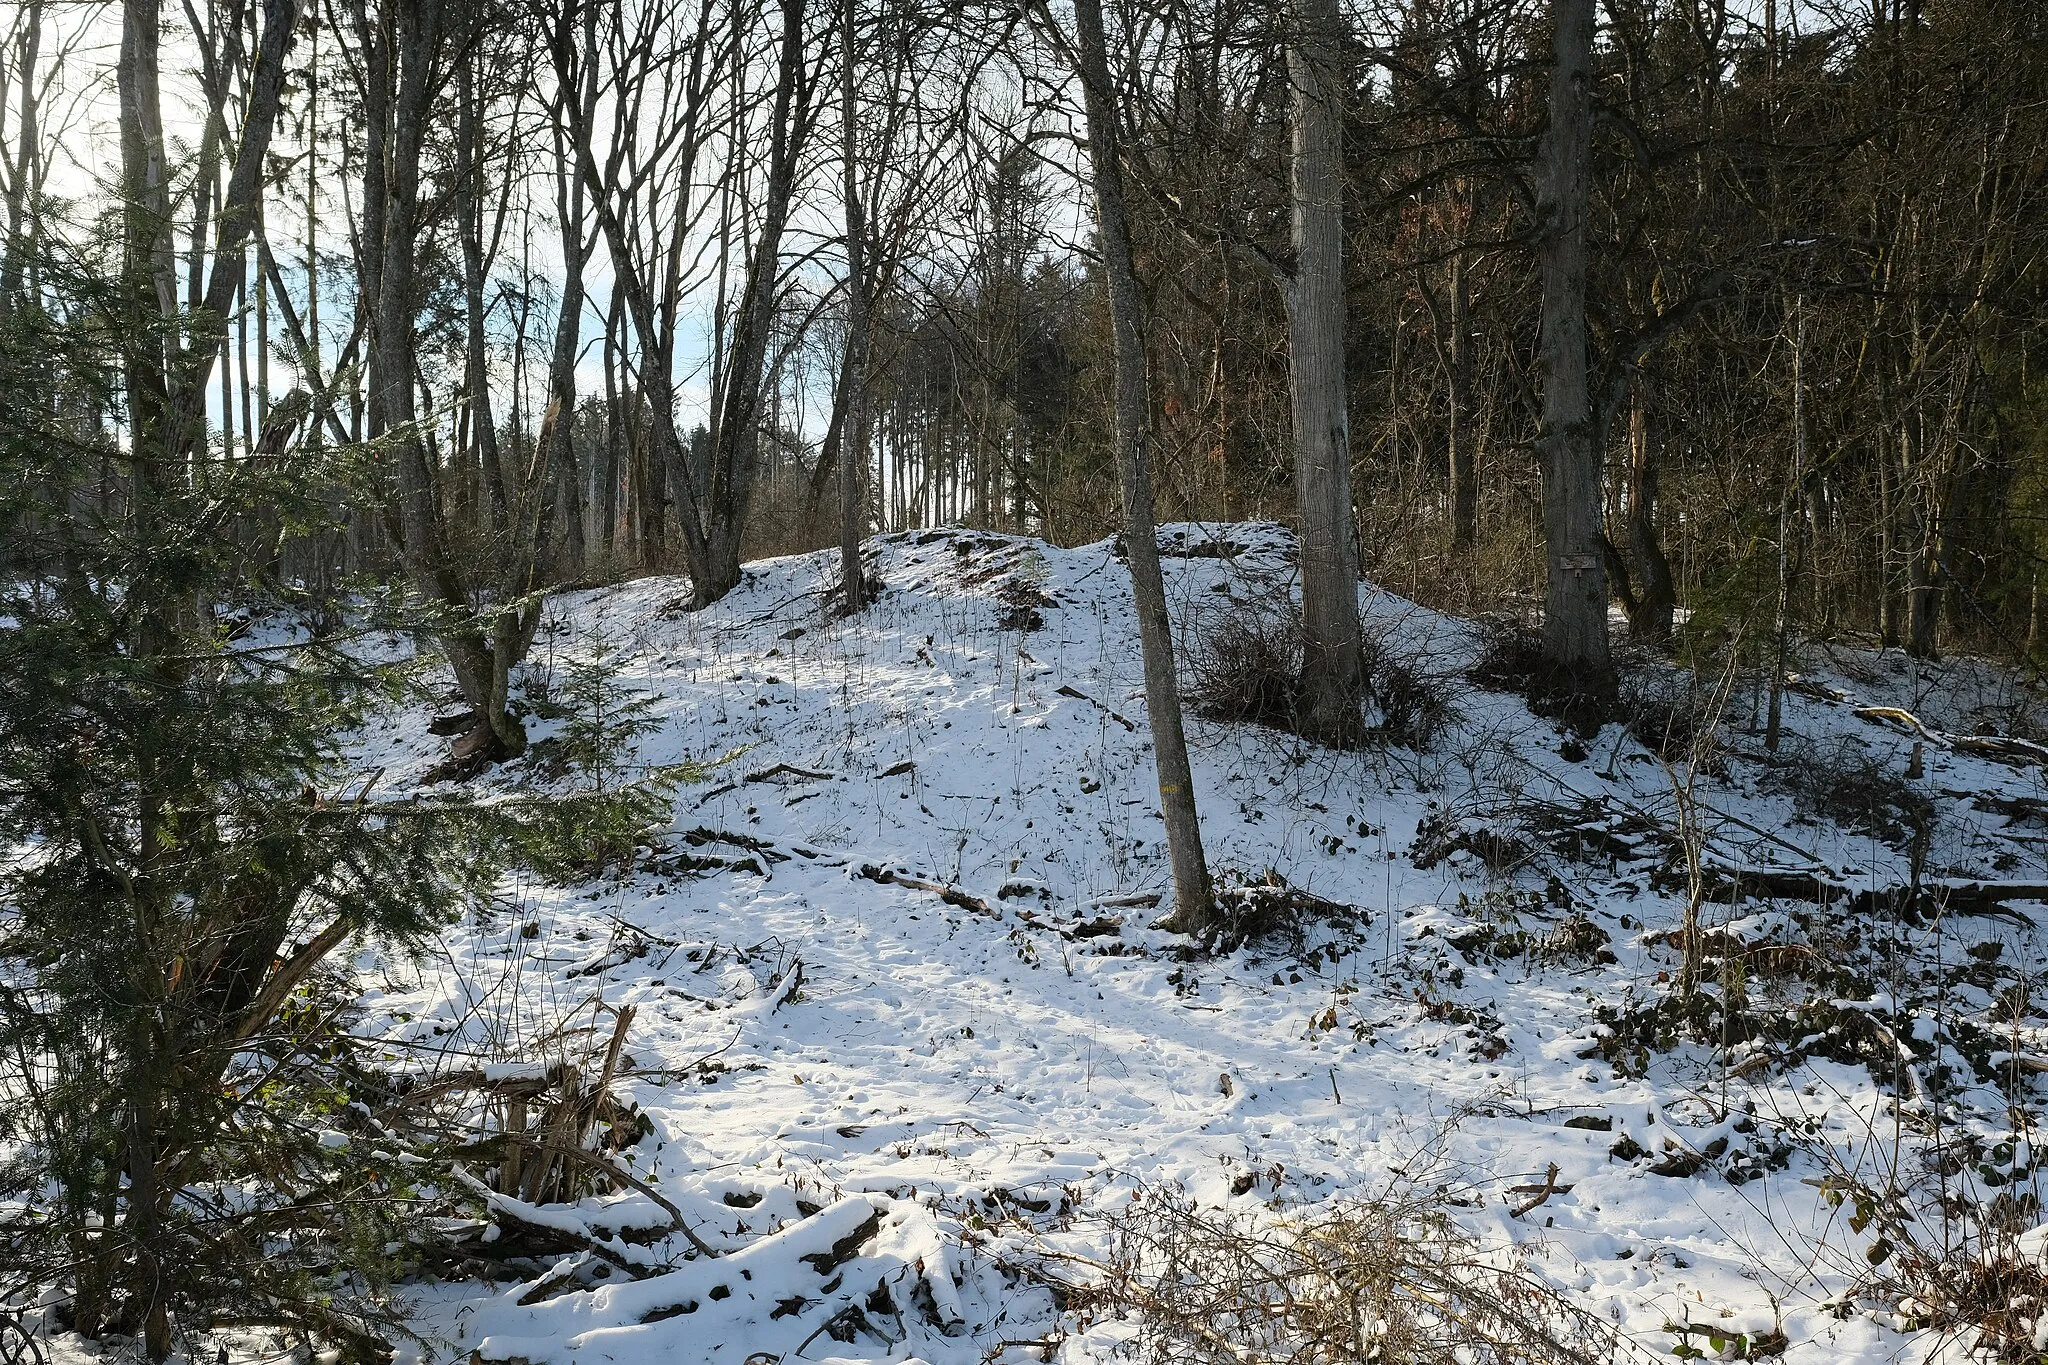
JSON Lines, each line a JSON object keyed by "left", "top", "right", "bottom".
{"left": 3, "top": 0, "right": 2046, "bottom": 682}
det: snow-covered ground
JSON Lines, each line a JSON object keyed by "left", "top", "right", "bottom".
{"left": 271, "top": 525, "right": 2048, "bottom": 1363}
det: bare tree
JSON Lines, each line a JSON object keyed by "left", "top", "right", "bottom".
{"left": 1054, "top": 0, "right": 1213, "bottom": 931}
{"left": 836, "top": 0, "right": 869, "bottom": 611}
{"left": 698, "top": 0, "right": 818, "bottom": 604}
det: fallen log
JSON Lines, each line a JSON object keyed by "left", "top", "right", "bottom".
{"left": 853, "top": 862, "right": 999, "bottom": 916}
{"left": 1847, "top": 880, "right": 2047, "bottom": 925}
{"left": 1697, "top": 861, "right": 1848, "bottom": 905}
{"left": 1854, "top": 706, "right": 2048, "bottom": 769}
{"left": 746, "top": 762, "right": 836, "bottom": 784}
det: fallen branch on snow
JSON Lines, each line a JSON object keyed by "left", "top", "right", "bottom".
{"left": 852, "top": 862, "right": 999, "bottom": 916}
{"left": 1056, "top": 684, "right": 1137, "bottom": 731}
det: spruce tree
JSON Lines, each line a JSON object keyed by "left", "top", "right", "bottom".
{"left": 0, "top": 262, "right": 664, "bottom": 1358}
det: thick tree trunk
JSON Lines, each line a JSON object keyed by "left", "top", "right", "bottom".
{"left": 1287, "top": 0, "right": 1368, "bottom": 746}
{"left": 1533, "top": 0, "right": 1614, "bottom": 719}
{"left": 367, "top": 0, "right": 523, "bottom": 756}
{"left": 1069, "top": 0, "right": 1213, "bottom": 932}
{"left": 701, "top": 0, "right": 810, "bottom": 606}
{"left": 118, "top": 0, "right": 172, "bottom": 471}
{"left": 115, "top": 4, "right": 177, "bottom": 1356}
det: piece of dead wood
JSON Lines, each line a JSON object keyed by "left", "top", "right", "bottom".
{"left": 1056, "top": 684, "right": 1137, "bottom": 731}
{"left": 1854, "top": 705, "right": 1937, "bottom": 740}
{"left": 853, "top": 862, "right": 998, "bottom": 916}
{"left": 1697, "top": 860, "right": 1848, "bottom": 905}
{"left": 746, "top": 762, "right": 836, "bottom": 784}
{"left": 453, "top": 1165, "right": 646, "bottom": 1280}
{"left": 1848, "top": 880, "right": 2048, "bottom": 925}
{"left": 1508, "top": 1164, "right": 1572, "bottom": 1218}
{"left": 1092, "top": 891, "right": 1162, "bottom": 909}
{"left": 684, "top": 826, "right": 792, "bottom": 858}
{"left": 799, "top": 1204, "right": 883, "bottom": 1274}
{"left": 550, "top": 1143, "right": 721, "bottom": 1259}
{"left": 764, "top": 959, "right": 806, "bottom": 1012}
{"left": 1012, "top": 908, "right": 1123, "bottom": 941}
{"left": 1785, "top": 676, "right": 1848, "bottom": 703}
{"left": 878, "top": 759, "right": 917, "bottom": 778}
{"left": 648, "top": 850, "right": 768, "bottom": 880}
{"left": 1855, "top": 706, "right": 2048, "bottom": 769}
{"left": 512, "top": 1256, "right": 586, "bottom": 1306}
{"left": 1725, "top": 1050, "right": 1779, "bottom": 1079}
{"left": 1952, "top": 734, "right": 2048, "bottom": 767}
{"left": 1965, "top": 791, "right": 2048, "bottom": 820}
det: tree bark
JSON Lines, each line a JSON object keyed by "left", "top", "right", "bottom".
{"left": 1622, "top": 381, "right": 1675, "bottom": 643}
{"left": 1905, "top": 408, "right": 1941, "bottom": 659}
{"left": 1067, "top": 0, "right": 1213, "bottom": 932}
{"left": 1766, "top": 306, "right": 1804, "bottom": 749}
{"left": 115, "top": 4, "right": 176, "bottom": 1354}
{"left": 457, "top": 51, "right": 508, "bottom": 536}
{"left": 837, "top": 0, "right": 869, "bottom": 612}
{"left": 1287, "top": 0, "right": 1368, "bottom": 745}
{"left": 1446, "top": 237, "right": 1476, "bottom": 554}
{"left": 0, "top": 0, "right": 42, "bottom": 319}
{"left": 1533, "top": 0, "right": 1614, "bottom": 719}
{"left": 701, "top": 0, "right": 811, "bottom": 606}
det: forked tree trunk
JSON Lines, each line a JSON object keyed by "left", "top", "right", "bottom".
{"left": 702, "top": 0, "right": 809, "bottom": 606}
{"left": 1287, "top": 0, "right": 1367, "bottom": 746}
{"left": 1068, "top": 0, "right": 1213, "bottom": 932}
{"left": 1533, "top": 0, "right": 1614, "bottom": 719}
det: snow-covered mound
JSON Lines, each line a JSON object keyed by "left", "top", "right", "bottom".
{"left": 330, "top": 524, "right": 2048, "bottom": 1365}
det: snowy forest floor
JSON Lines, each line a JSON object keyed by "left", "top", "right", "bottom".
{"left": 113, "top": 526, "right": 2048, "bottom": 1363}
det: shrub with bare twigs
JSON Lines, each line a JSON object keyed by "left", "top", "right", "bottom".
{"left": 1057, "top": 1184, "right": 1646, "bottom": 1364}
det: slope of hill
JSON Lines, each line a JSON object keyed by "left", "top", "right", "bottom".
{"left": 332, "top": 524, "right": 2048, "bottom": 1365}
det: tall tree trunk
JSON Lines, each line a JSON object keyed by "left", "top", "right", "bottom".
{"left": 1287, "top": 0, "right": 1367, "bottom": 745}
{"left": 1766, "top": 306, "right": 1804, "bottom": 749}
{"left": 1067, "top": 0, "right": 1213, "bottom": 932}
{"left": 1533, "top": 0, "right": 1614, "bottom": 719}
{"left": 1905, "top": 408, "right": 1941, "bottom": 659}
{"left": 0, "top": 0, "right": 42, "bottom": 319}
{"left": 701, "top": 0, "right": 810, "bottom": 606}
{"left": 457, "top": 52, "right": 508, "bottom": 537}
{"left": 1447, "top": 237, "right": 1476, "bottom": 554}
{"left": 837, "top": 0, "right": 869, "bottom": 612}
{"left": 1623, "top": 381, "right": 1675, "bottom": 643}
{"left": 115, "top": 3, "right": 175, "bottom": 1355}
{"left": 368, "top": 0, "right": 519, "bottom": 754}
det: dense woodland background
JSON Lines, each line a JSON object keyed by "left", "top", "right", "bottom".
{"left": 6, "top": 0, "right": 2044, "bottom": 679}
